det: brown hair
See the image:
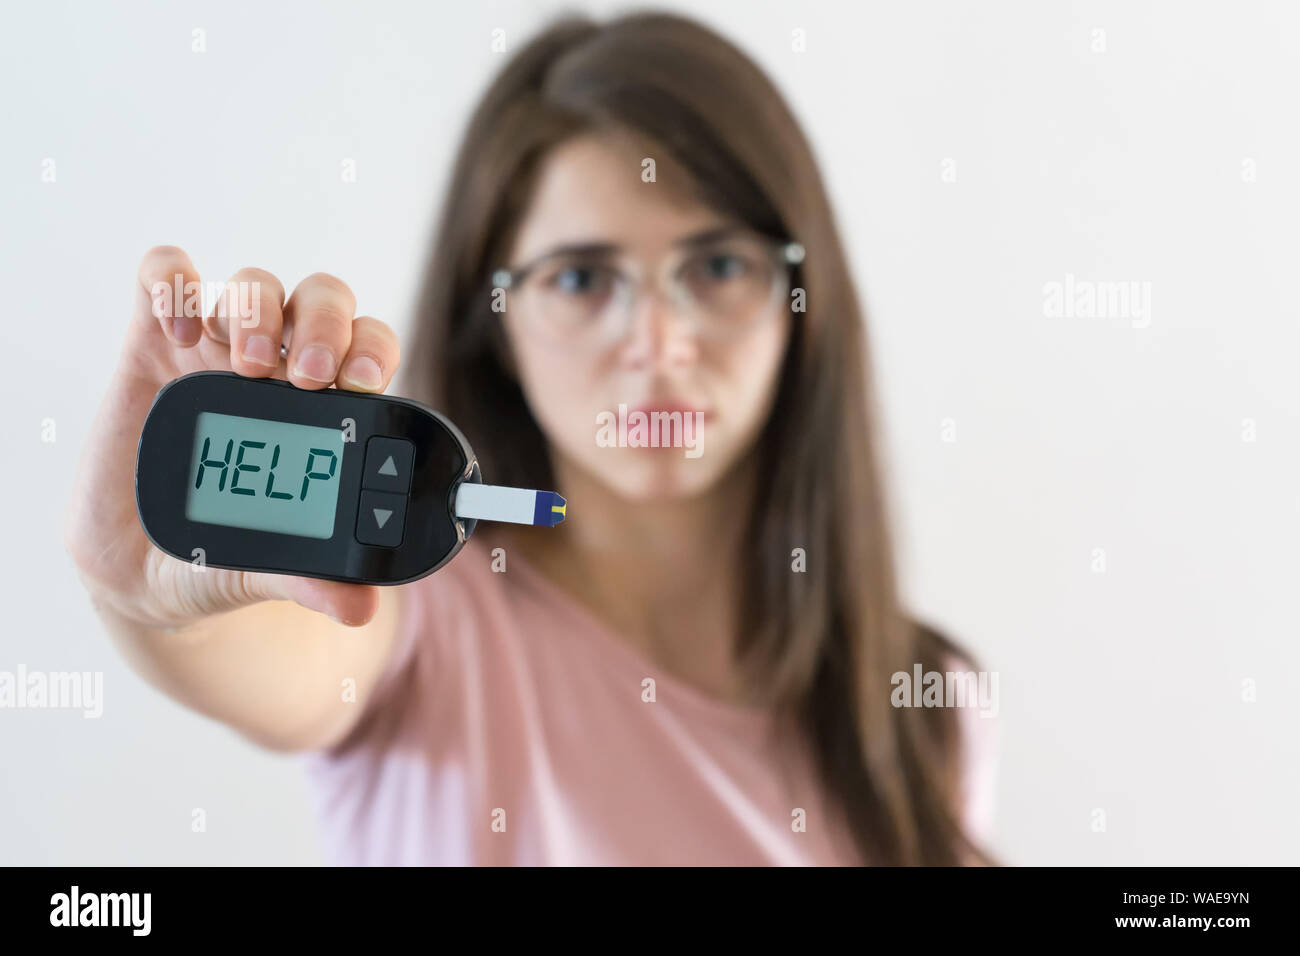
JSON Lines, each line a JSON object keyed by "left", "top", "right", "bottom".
{"left": 405, "top": 11, "right": 993, "bottom": 865}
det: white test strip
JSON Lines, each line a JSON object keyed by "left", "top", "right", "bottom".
{"left": 453, "top": 483, "right": 567, "bottom": 527}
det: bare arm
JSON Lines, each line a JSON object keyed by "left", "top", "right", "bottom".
{"left": 88, "top": 586, "right": 403, "bottom": 752}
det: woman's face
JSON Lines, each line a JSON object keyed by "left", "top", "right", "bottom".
{"left": 500, "top": 132, "right": 793, "bottom": 502}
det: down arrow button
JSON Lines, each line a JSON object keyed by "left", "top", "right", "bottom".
{"left": 356, "top": 489, "right": 406, "bottom": 547}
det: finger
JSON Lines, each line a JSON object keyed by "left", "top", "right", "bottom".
{"left": 283, "top": 273, "right": 356, "bottom": 389}
{"left": 243, "top": 573, "right": 380, "bottom": 627}
{"left": 134, "top": 245, "right": 203, "bottom": 348}
{"left": 337, "top": 316, "right": 401, "bottom": 393}
{"left": 206, "top": 268, "right": 287, "bottom": 376}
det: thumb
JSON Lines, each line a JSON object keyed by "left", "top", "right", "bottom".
{"left": 241, "top": 572, "right": 381, "bottom": 627}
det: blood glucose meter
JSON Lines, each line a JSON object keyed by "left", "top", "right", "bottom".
{"left": 135, "top": 371, "right": 565, "bottom": 584}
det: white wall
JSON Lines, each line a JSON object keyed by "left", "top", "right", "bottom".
{"left": 2, "top": 0, "right": 1295, "bottom": 864}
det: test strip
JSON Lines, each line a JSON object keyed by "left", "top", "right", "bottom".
{"left": 454, "top": 483, "right": 567, "bottom": 527}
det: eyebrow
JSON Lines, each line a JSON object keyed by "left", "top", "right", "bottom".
{"left": 511, "top": 225, "right": 751, "bottom": 273}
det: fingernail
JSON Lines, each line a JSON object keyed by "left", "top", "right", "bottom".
{"left": 171, "top": 315, "right": 201, "bottom": 345}
{"left": 242, "top": 334, "right": 278, "bottom": 368}
{"left": 341, "top": 355, "right": 383, "bottom": 390}
{"left": 293, "top": 344, "right": 337, "bottom": 383}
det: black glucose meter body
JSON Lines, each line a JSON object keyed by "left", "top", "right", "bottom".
{"left": 135, "top": 371, "right": 564, "bottom": 585}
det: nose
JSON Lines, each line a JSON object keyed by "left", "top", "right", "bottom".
{"left": 617, "top": 281, "right": 698, "bottom": 370}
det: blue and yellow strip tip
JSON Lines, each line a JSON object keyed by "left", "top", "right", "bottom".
{"left": 532, "top": 491, "right": 567, "bottom": 527}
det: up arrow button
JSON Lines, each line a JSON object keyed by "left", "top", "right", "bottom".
{"left": 362, "top": 436, "right": 414, "bottom": 493}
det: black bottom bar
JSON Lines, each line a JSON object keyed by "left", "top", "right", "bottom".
{"left": 0, "top": 866, "right": 1276, "bottom": 941}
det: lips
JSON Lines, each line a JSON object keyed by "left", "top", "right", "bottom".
{"left": 628, "top": 402, "right": 712, "bottom": 420}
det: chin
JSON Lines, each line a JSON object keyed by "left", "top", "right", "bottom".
{"left": 594, "top": 449, "right": 732, "bottom": 503}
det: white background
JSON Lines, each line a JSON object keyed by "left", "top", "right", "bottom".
{"left": 1, "top": 0, "right": 1296, "bottom": 864}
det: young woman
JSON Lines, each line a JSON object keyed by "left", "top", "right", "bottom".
{"left": 68, "top": 12, "right": 996, "bottom": 865}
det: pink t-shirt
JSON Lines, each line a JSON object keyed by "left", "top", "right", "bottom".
{"left": 301, "top": 535, "right": 997, "bottom": 865}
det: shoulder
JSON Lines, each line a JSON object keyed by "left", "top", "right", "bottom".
{"left": 910, "top": 619, "right": 1000, "bottom": 848}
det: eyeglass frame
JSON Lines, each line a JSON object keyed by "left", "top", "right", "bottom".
{"left": 489, "top": 231, "right": 806, "bottom": 343}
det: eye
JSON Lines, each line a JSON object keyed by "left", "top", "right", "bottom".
{"left": 545, "top": 264, "right": 616, "bottom": 296}
{"left": 685, "top": 251, "right": 753, "bottom": 283}
{"left": 709, "top": 254, "right": 745, "bottom": 279}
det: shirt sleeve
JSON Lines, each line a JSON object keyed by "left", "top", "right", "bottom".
{"left": 955, "top": 694, "right": 1000, "bottom": 847}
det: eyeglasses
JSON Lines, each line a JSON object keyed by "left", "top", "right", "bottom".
{"left": 491, "top": 232, "right": 804, "bottom": 347}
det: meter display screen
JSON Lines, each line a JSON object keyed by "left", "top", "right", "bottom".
{"left": 184, "top": 412, "right": 344, "bottom": 539}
